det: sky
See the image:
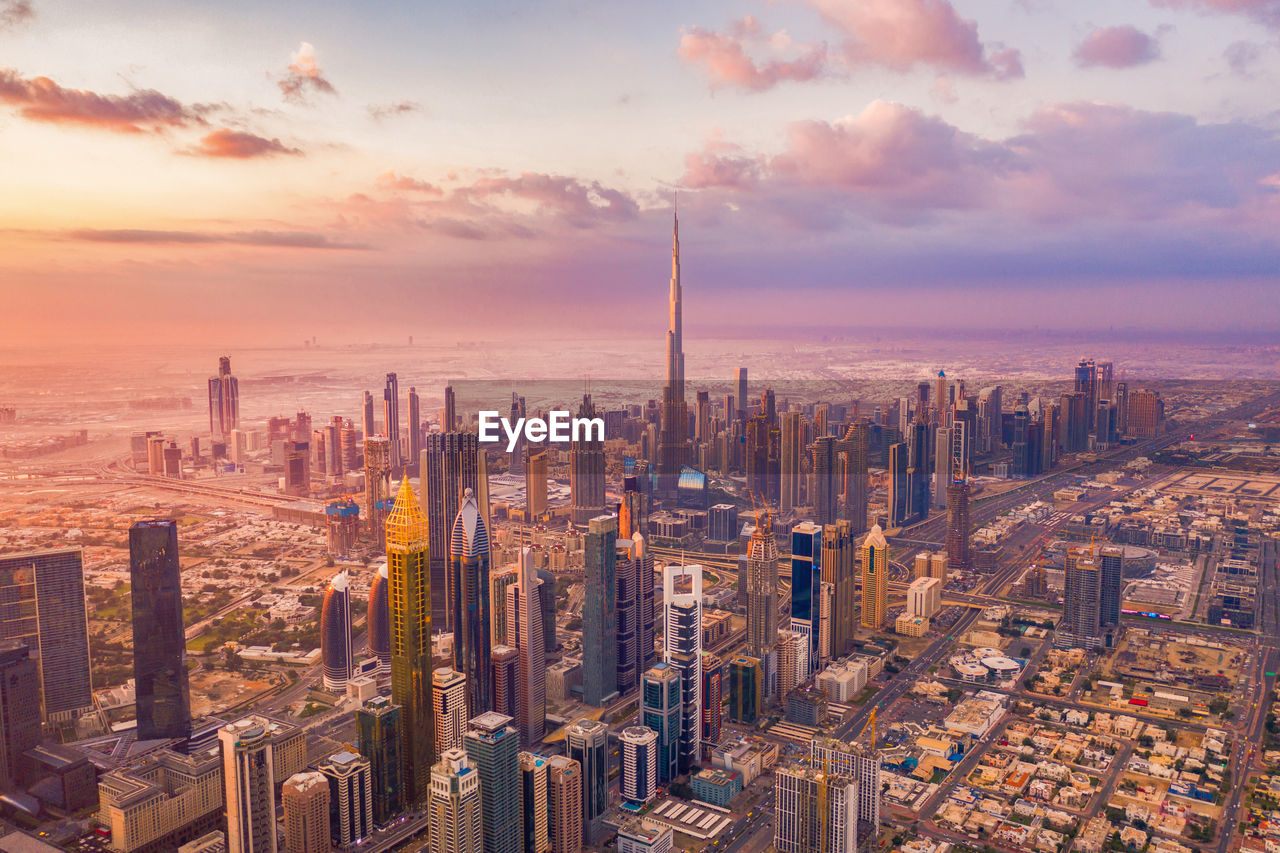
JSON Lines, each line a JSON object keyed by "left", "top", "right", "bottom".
{"left": 1, "top": 0, "right": 1278, "bottom": 347}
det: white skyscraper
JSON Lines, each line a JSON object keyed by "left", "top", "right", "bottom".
{"left": 430, "top": 748, "right": 483, "bottom": 853}
{"left": 619, "top": 726, "right": 659, "bottom": 806}
{"left": 662, "top": 564, "right": 702, "bottom": 775}
{"left": 433, "top": 667, "right": 468, "bottom": 755}
{"left": 506, "top": 547, "right": 546, "bottom": 745}
{"left": 220, "top": 717, "right": 277, "bottom": 853}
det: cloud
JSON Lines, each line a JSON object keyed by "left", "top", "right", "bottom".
{"left": 682, "top": 135, "right": 765, "bottom": 189}
{"left": 677, "top": 15, "right": 828, "bottom": 92}
{"left": 0, "top": 0, "right": 33, "bottom": 30}
{"left": 279, "top": 42, "right": 337, "bottom": 104}
{"left": 376, "top": 170, "right": 444, "bottom": 195}
{"left": 460, "top": 172, "right": 640, "bottom": 226}
{"left": 808, "top": 0, "right": 1025, "bottom": 79}
{"left": 368, "top": 100, "right": 423, "bottom": 120}
{"left": 185, "top": 128, "right": 301, "bottom": 158}
{"left": 1224, "top": 40, "right": 1263, "bottom": 74}
{"left": 1073, "top": 25, "right": 1162, "bottom": 68}
{"left": 66, "top": 228, "right": 367, "bottom": 249}
{"left": 1150, "top": 0, "right": 1280, "bottom": 30}
{"left": 0, "top": 67, "right": 201, "bottom": 132}
{"left": 678, "top": 99, "right": 1280, "bottom": 231}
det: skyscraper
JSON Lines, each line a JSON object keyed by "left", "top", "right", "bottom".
{"left": 811, "top": 435, "right": 839, "bottom": 525}
{"left": 463, "top": 712, "right": 523, "bottom": 853}
{"left": 1099, "top": 545, "right": 1125, "bottom": 640}
{"left": 384, "top": 372, "right": 401, "bottom": 470}
{"left": 538, "top": 567, "right": 557, "bottom": 655}
{"left": 582, "top": 516, "right": 619, "bottom": 707}
{"left": 491, "top": 646, "right": 519, "bottom": 719}
{"left": 507, "top": 548, "right": 546, "bottom": 745}
{"left": 408, "top": 387, "right": 422, "bottom": 465}
{"left": 128, "top": 523, "right": 191, "bottom": 744}
{"left": 356, "top": 695, "right": 402, "bottom": 826}
{"left": 736, "top": 368, "right": 748, "bottom": 424}
{"left": 429, "top": 749, "right": 483, "bottom": 853}
{"left": 208, "top": 356, "right": 239, "bottom": 443}
{"left": 727, "top": 655, "right": 762, "bottom": 725}
{"left": 526, "top": 451, "right": 548, "bottom": 519}
{"left": 368, "top": 563, "right": 391, "bottom": 675}
{"left": 282, "top": 771, "right": 329, "bottom": 853}
{"left": 860, "top": 525, "right": 888, "bottom": 630}
{"left": 701, "top": 652, "right": 722, "bottom": 754}
{"left": 774, "top": 765, "right": 861, "bottom": 853}
{"left": 789, "top": 522, "right": 823, "bottom": 677}
{"left": 491, "top": 567, "right": 519, "bottom": 648}
{"left": 657, "top": 209, "right": 688, "bottom": 498}
{"left": 565, "top": 718, "right": 608, "bottom": 837}
{"left": 364, "top": 435, "right": 393, "bottom": 543}
{"left": 945, "top": 478, "right": 972, "bottom": 573}
{"left": 519, "top": 752, "right": 551, "bottom": 853}
{"left": 641, "top": 663, "right": 681, "bottom": 784}
{"left": 433, "top": 667, "right": 469, "bottom": 755}
{"left": 220, "top": 717, "right": 277, "bottom": 853}
{"left": 1058, "top": 549, "right": 1103, "bottom": 649}
{"left": 444, "top": 385, "right": 458, "bottom": 433}
{"left": 421, "top": 431, "right": 488, "bottom": 629}
{"left": 546, "top": 756, "right": 583, "bottom": 853}
{"left": 0, "top": 641, "right": 40, "bottom": 790}
{"left": 0, "top": 547, "right": 92, "bottom": 725}
{"left": 663, "top": 564, "right": 702, "bottom": 775}
{"left": 385, "top": 480, "right": 435, "bottom": 807}
{"left": 320, "top": 571, "right": 352, "bottom": 692}
{"left": 362, "top": 391, "right": 376, "bottom": 444}
{"left": 745, "top": 514, "right": 777, "bottom": 675}
{"left": 569, "top": 395, "right": 606, "bottom": 526}
{"left": 635, "top": 532, "right": 657, "bottom": 672}
{"left": 821, "top": 521, "right": 857, "bottom": 659}
{"left": 840, "top": 420, "right": 869, "bottom": 533}
{"left": 620, "top": 726, "right": 659, "bottom": 806}
{"left": 614, "top": 536, "right": 640, "bottom": 698}
{"left": 318, "top": 750, "right": 373, "bottom": 848}
{"left": 887, "top": 441, "right": 910, "bottom": 529}
{"left": 779, "top": 412, "right": 803, "bottom": 514}
{"left": 451, "top": 487, "right": 493, "bottom": 718}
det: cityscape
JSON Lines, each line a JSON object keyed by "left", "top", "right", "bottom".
{"left": 3, "top": 2, "right": 1280, "bottom": 853}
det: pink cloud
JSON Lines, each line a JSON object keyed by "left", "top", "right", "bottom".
{"left": 186, "top": 129, "right": 301, "bottom": 159}
{"left": 0, "top": 67, "right": 200, "bottom": 132}
{"left": 678, "top": 15, "right": 828, "bottom": 92}
{"left": 377, "top": 171, "right": 444, "bottom": 195}
{"left": 1073, "top": 25, "right": 1162, "bottom": 68}
{"left": 1151, "top": 0, "right": 1280, "bottom": 29}
{"left": 0, "top": 0, "right": 33, "bottom": 30}
{"left": 462, "top": 172, "right": 639, "bottom": 226}
{"left": 368, "top": 101, "right": 423, "bottom": 120}
{"left": 681, "top": 134, "right": 764, "bottom": 189}
{"left": 279, "top": 42, "right": 337, "bottom": 104}
{"left": 808, "top": 0, "right": 1024, "bottom": 78}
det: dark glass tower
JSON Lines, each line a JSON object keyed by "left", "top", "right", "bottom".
{"left": 0, "top": 547, "right": 93, "bottom": 724}
{"left": 581, "top": 516, "right": 618, "bottom": 707}
{"left": 129, "top": 522, "right": 191, "bottom": 744}
{"left": 569, "top": 395, "right": 606, "bottom": 526}
{"left": 450, "top": 488, "right": 492, "bottom": 717}
{"left": 0, "top": 640, "right": 40, "bottom": 789}
{"left": 421, "top": 431, "right": 487, "bottom": 630}
{"left": 463, "top": 712, "right": 523, "bottom": 853}
{"left": 357, "top": 695, "right": 403, "bottom": 825}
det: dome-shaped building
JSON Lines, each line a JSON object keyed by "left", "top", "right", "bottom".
{"left": 368, "top": 562, "right": 391, "bottom": 675}
{"left": 321, "top": 571, "right": 352, "bottom": 691}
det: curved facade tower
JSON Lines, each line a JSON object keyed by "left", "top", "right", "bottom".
{"left": 321, "top": 571, "right": 353, "bottom": 691}
{"left": 368, "top": 563, "right": 391, "bottom": 674}
{"left": 450, "top": 488, "right": 492, "bottom": 717}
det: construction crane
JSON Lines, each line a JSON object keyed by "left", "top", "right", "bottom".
{"left": 856, "top": 707, "right": 877, "bottom": 747}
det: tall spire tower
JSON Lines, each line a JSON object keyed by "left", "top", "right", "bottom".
{"left": 657, "top": 204, "right": 688, "bottom": 496}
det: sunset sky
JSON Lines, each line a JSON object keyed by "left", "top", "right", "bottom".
{"left": 2, "top": 0, "right": 1278, "bottom": 347}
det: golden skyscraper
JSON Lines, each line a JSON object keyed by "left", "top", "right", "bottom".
{"left": 860, "top": 524, "right": 888, "bottom": 630}
{"left": 386, "top": 479, "right": 435, "bottom": 807}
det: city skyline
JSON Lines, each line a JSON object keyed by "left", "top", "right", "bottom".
{"left": 2, "top": 0, "right": 1280, "bottom": 347}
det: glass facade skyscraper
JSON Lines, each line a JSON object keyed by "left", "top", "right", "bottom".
{"left": 129, "top": 522, "right": 192, "bottom": 744}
